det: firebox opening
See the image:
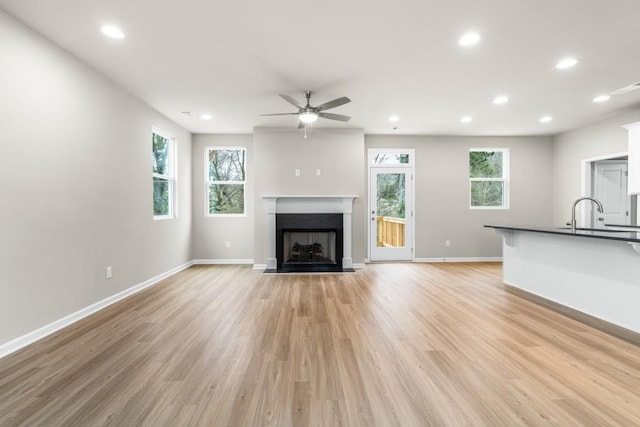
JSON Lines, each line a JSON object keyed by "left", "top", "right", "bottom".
{"left": 283, "top": 231, "right": 337, "bottom": 265}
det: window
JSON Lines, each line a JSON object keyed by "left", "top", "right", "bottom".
{"left": 152, "top": 129, "right": 176, "bottom": 218}
{"left": 206, "top": 147, "right": 246, "bottom": 215}
{"left": 469, "top": 148, "right": 509, "bottom": 208}
{"left": 369, "top": 149, "right": 413, "bottom": 166}
{"left": 372, "top": 153, "right": 410, "bottom": 165}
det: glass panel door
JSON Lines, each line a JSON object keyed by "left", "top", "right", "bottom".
{"left": 370, "top": 167, "right": 413, "bottom": 261}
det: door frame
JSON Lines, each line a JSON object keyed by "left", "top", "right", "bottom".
{"left": 367, "top": 148, "right": 415, "bottom": 262}
{"left": 593, "top": 160, "right": 629, "bottom": 225}
{"left": 581, "top": 151, "right": 637, "bottom": 226}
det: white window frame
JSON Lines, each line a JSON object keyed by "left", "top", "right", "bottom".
{"left": 205, "top": 146, "right": 247, "bottom": 217}
{"left": 152, "top": 127, "right": 177, "bottom": 220}
{"left": 469, "top": 148, "right": 509, "bottom": 209}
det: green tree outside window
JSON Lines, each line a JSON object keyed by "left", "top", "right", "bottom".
{"left": 207, "top": 148, "right": 246, "bottom": 214}
{"left": 470, "top": 150, "right": 507, "bottom": 208}
{"left": 152, "top": 132, "right": 174, "bottom": 217}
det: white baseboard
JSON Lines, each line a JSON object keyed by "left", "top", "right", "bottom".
{"left": 0, "top": 260, "right": 194, "bottom": 360}
{"left": 352, "top": 263, "right": 366, "bottom": 269}
{"left": 193, "top": 259, "right": 254, "bottom": 265}
{"left": 413, "top": 257, "right": 503, "bottom": 263}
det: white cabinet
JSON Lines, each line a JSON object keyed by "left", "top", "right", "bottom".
{"left": 624, "top": 121, "right": 640, "bottom": 195}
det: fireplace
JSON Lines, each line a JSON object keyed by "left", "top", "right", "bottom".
{"left": 276, "top": 213, "right": 343, "bottom": 272}
{"left": 262, "top": 195, "right": 357, "bottom": 273}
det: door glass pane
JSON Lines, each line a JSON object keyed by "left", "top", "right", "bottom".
{"left": 373, "top": 153, "right": 410, "bottom": 164}
{"left": 376, "top": 173, "right": 406, "bottom": 248}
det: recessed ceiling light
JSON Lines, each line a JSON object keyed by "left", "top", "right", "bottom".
{"left": 461, "top": 116, "right": 473, "bottom": 123}
{"left": 389, "top": 115, "right": 399, "bottom": 122}
{"left": 593, "top": 94, "right": 610, "bottom": 103}
{"left": 555, "top": 57, "right": 578, "bottom": 69}
{"left": 200, "top": 113, "right": 213, "bottom": 120}
{"left": 100, "top": 25, "right": 125, "bottom": 39}
{"left": 493, "top": 95, "right": 509, "bottom": 105}
{"left": 459, "top": 32, "right": 481, "bottom": 47}
{"left": 539, "top": 116, "right": 553, "bottom": 123}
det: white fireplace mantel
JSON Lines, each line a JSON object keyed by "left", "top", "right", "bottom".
{"left": 262, "top": 195, "right": 358, "bottom": 271}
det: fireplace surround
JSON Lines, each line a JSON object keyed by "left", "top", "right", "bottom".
{"left": 262, "top": 196, "right": 357, "bottom": 273}
{"left": 277, "top": 213, "right": 343, "bottom": 272}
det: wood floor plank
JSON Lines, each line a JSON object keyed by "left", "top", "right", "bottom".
{"left": 1, "top": 263, "right": 639, "bottom": 426}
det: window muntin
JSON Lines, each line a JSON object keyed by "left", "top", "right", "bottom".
{"left": 152, "top": 130, "right": 175, "bottom": 218}
{"left": 206, "top": 147, "right": 246, "bottom": 215}
{"left": 469, "top": 149, "right": 509, "bottom": 208}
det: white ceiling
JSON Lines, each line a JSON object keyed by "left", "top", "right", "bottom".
{"left": 2, "top": 0, "right": 640, "bottom": 136}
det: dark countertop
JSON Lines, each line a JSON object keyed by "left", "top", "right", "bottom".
{"left": 484, "top": 225, "right": 640, "bottom": 243}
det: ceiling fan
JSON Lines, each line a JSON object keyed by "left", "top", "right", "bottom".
{"left": 261, "top": 91, "right": 351, "bottom": 128}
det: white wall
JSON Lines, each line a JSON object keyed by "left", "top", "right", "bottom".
{"left": 0, "top": 10, "right": 192, "bottom": 346}
{"left": 252, "top": 128, "right": 366, "bottom": 266}
{"left": 192, "top": 134, "right": 254, "bottom": 261}
{"left": 552, "top": 108, "right": 640, "bottom": 224}
{"left": 366, "top": 135, "right": 554, "bottom": 258}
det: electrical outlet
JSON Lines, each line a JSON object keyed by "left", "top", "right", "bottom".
{"left": 295, "top": 169, "right": 301, "bottom": 176}
{"left": 445, "top": 240, "right": 451, "bottom": 247}
{"left": 105, "top": 266, "right": 112, "bottom": 279}
{"left": 225, "top": 241, "right": 231, "bottom": 249}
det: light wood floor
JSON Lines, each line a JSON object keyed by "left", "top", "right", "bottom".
{"left": 1, "top": 263, "right": 639, "bottom": 426}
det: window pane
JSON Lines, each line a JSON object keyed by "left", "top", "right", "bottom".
{"left": 471, "top": 181, "right": 504, "bottom": 207}
{"left": 209, "top": 184, "right": 244, "bottom": 214}
{"left": 376, "top": 173, "right": 406, "bottom": 218}
{"left": 153, "top": 177, "right": 170, "bottom": 215}
{"left": 153, "top": 133, "right": 170, "bottom": 175}
{"left": 373, "top": 153, "right": 410, "bottom": 164}
{"left": 209, "top": 149, "right": 245, "bottom": 181}
{"left": 470, "top": 151, "right": 503, "bottom": 178}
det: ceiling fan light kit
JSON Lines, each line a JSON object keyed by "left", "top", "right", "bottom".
{"left": 261, "top": 90, "right": 351, "bottom": 129}
{"left": 299, "top": 111, "right": 319, "bottom": 123}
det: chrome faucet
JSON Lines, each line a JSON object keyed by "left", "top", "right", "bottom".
{"left": 570, "top": 197, "right": 604, "bottom": 232}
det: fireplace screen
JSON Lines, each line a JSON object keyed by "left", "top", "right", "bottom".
{"left": 283, "top": 231, "right": 337, "bottom": 265}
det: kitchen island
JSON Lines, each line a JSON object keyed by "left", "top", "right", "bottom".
{"left": 486, "top": 225, "right": 640, "bottom": 340}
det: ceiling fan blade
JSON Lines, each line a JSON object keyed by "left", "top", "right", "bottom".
{"left": 298, "top": 121, "right": 305, "bottom": 129}
{"left": 315, "top": 96, "right": 351, "bottom": 111}
{"left": 260, "top": 113, "right": 299, "bottom": 116}
{"left": 318, "top": 112, "right": 351, "bottom": 122}
{"left": 279, "top": 94, "right": 304, "bottom": 109}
